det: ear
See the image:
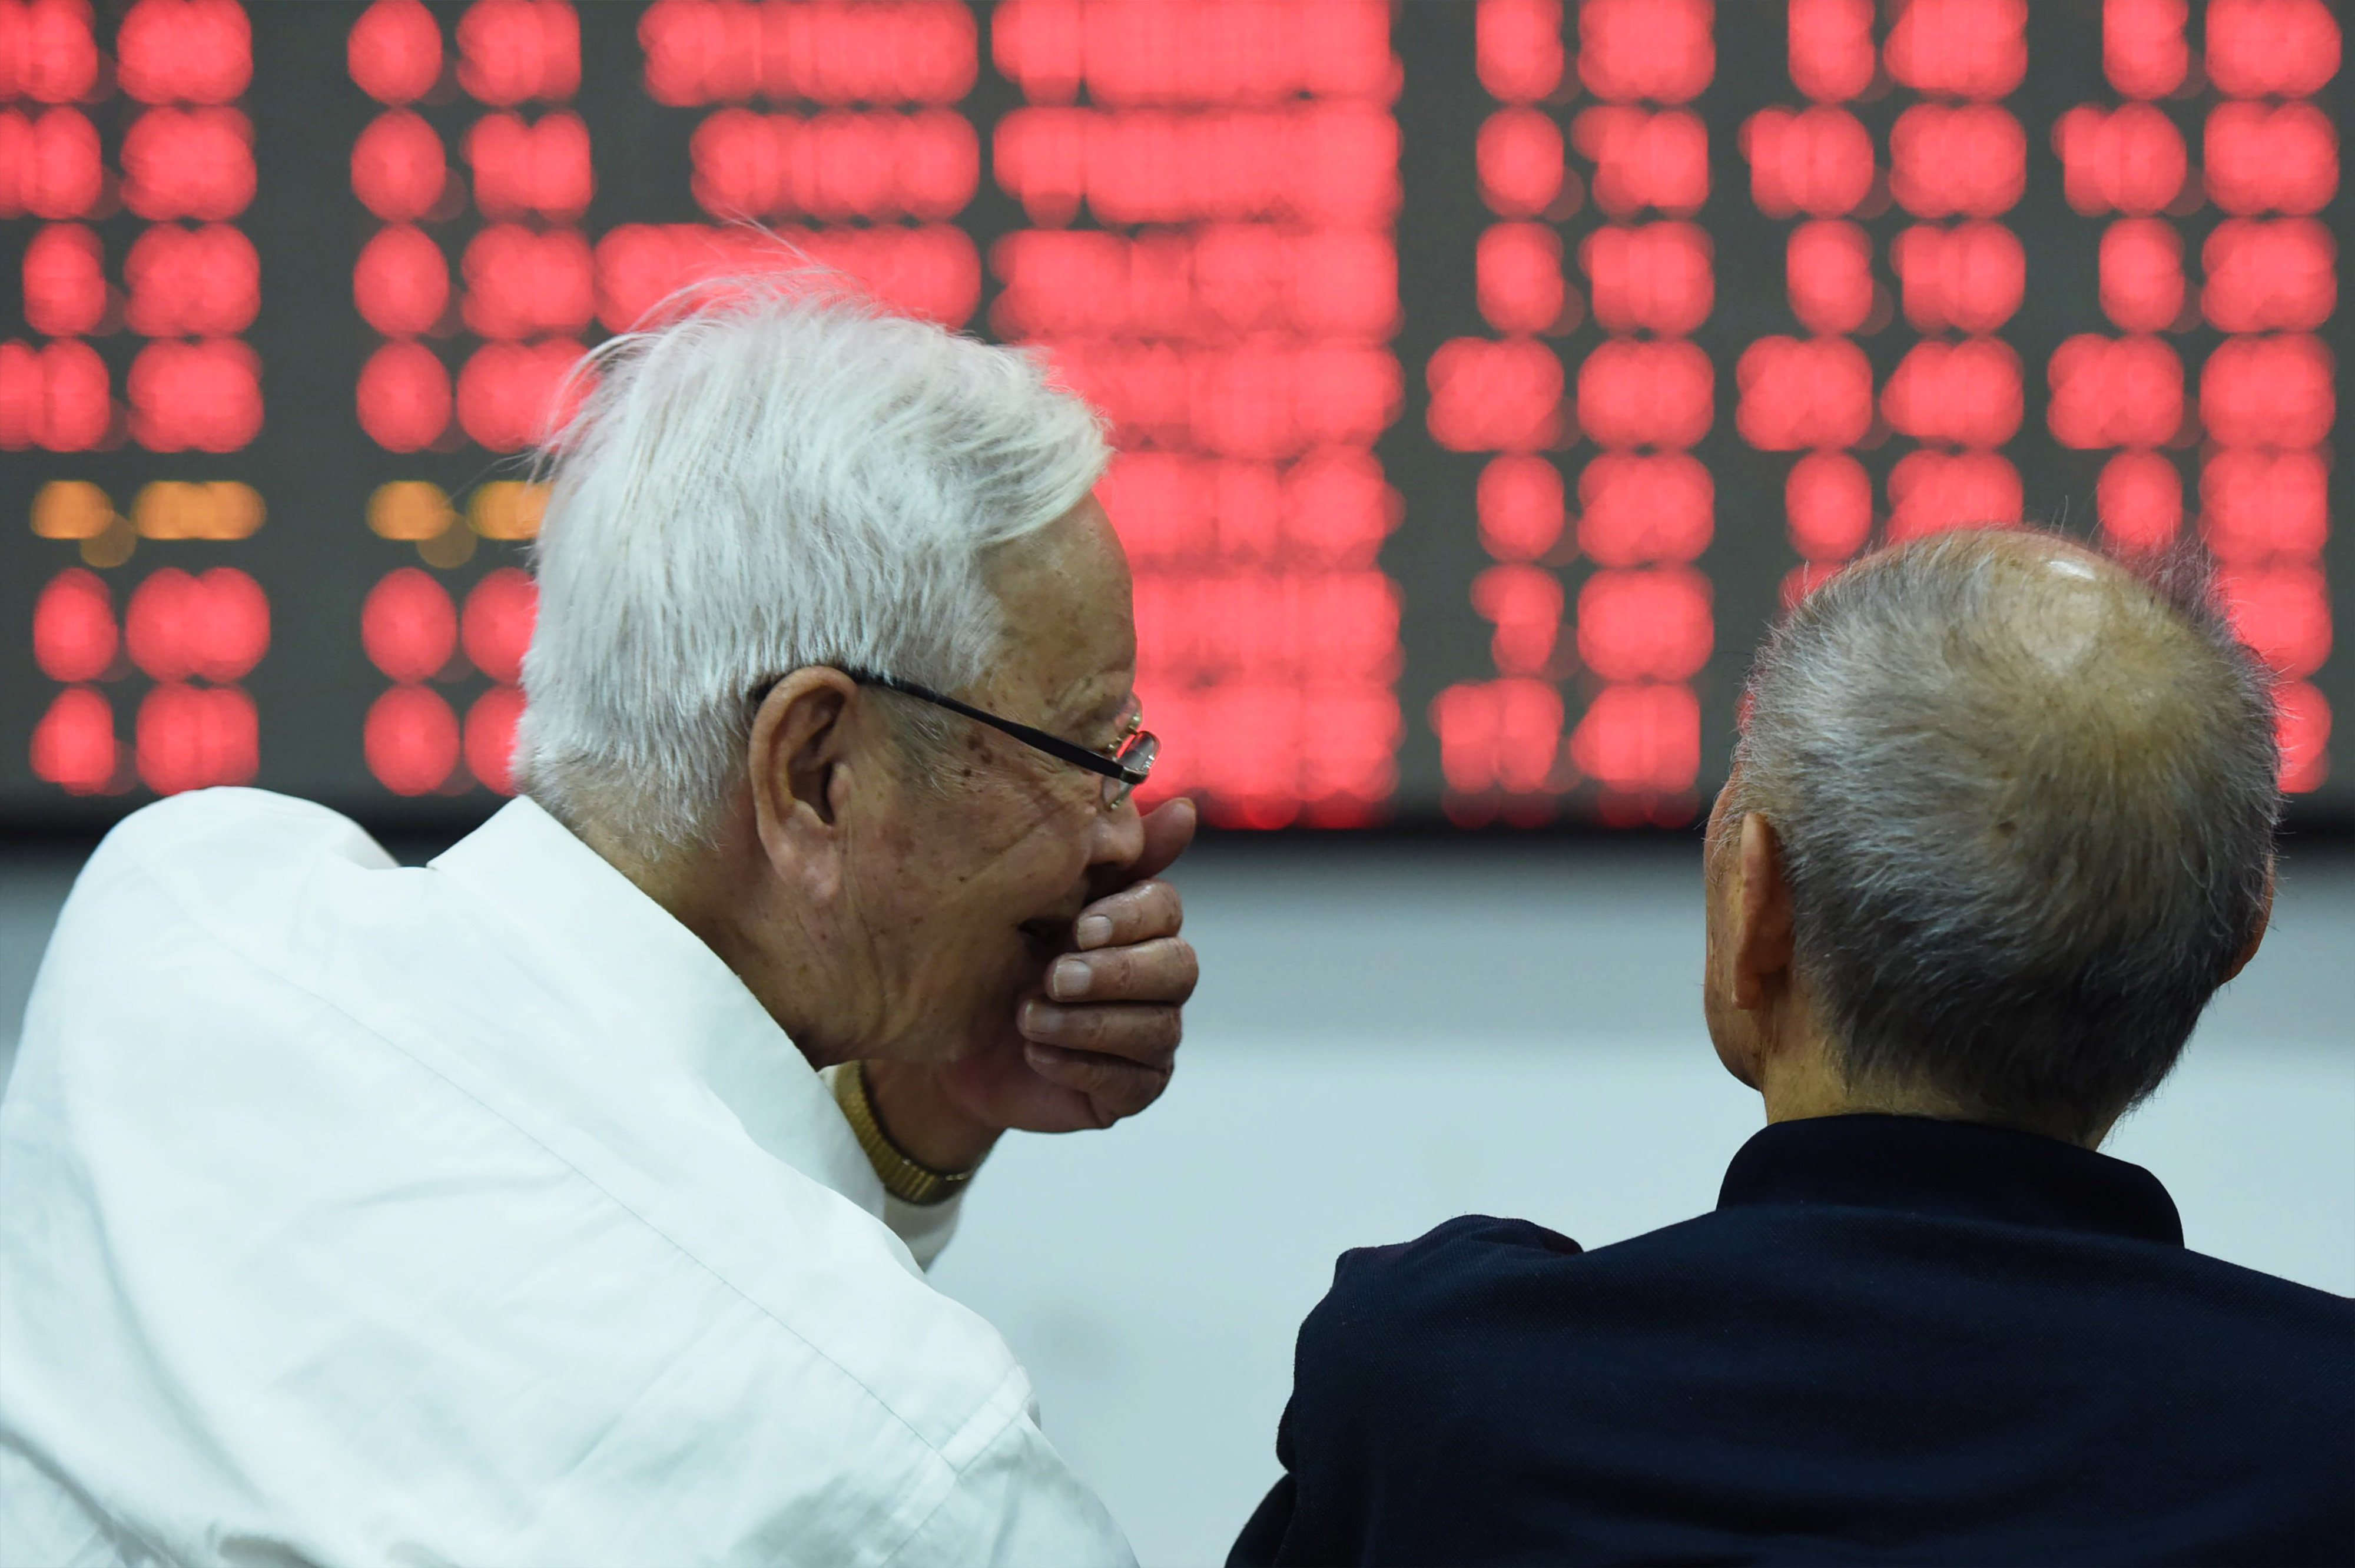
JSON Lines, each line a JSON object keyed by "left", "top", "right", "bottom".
{"left": 2224, "top": 853, "right": 2274, "bottom": 983}
{"left": 1732, "top": 813, "right": 1797, "bottom": 1012}
{"left": 745, "top": 668, "right": 864, "bottom": 899}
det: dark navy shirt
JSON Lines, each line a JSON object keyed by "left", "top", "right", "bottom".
{"left": 1231, "top": 1115, "right": 2354, "bottom": 1566}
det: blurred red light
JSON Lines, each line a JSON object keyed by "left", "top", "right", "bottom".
{"left": 602, "top": 223, "right": 979, "bottom": 333}
{"left": 1099, "top": 452, "right": 1395, "bottom": 571}
{"left": 1736, "top": 336, "right": 1872, "bottom": 451}
{"left": 2054, "top": 104, "right": 2186, "bottom": 217}
{"left": 2205, "top": 0, "right": 2340, "bottom": 99}
{"left": 137, "top": 682, "right": 257, "bottom": 794}
{"left": 1477, "top": 223, "right": 1566, "bottom": 336}
{"left": 351, "top": 110, "right": 446, "bottom": 223}
{"left": 1132, "top": 572, "right": 1400, "bottom": 687}
{"left": 1789, "top": 0, "right": 1873, "bottom": 102}
{"left": 993, "top": 105, "right": 1399, "bottom": 228}
{"left": 0, "top": 0, "right": 97, "bottom": 102}
{"left": 1432, "top": 678, "right": 1563, "bottom": 794}
{"left": 129, "top": 339, "right": 262, "bottom": 453}
{"left": 1578, "top": 0, "right": 1713, "bottom": 105}
{"left": 691, "top": 108, "right": 977, "bottom": 224}
{"left": 2204, "top": 102, "right": 2337, "bottom": 216}
{"left": 2202, "top": 219, "right": 2335, "bottom": 334}
{"left": 0, "top": 339, "right": 108, "bottom": 451}
{"left": 1579, "top": 452, "right": 1713, "bottom": 566}
{"left": 124, "top": 566, "right": 267, "bottom": 682}
{"left": 33, "top": 567, "right": 116, "bottom": 683}
{"left": 1886, "top": 450, "right": 2022, "bottom": 540}
{"left": 456, "top": 338, "right": 586, "bottom": 452}
{"left": 1046, "top": 337, "right": 1398, "bottom": 456}
{"left": 1578, "top": 337, "right": 1712, "bottom": 449}
{"left": 2220, "top": 563, "right": 2331, "bottom": 678}
{"left": 357, "top": 340, "right": 452, "bottom": 452}
{"left": 29, "top": 686, "right": 115, "bottom": 794}
{"left": 1880, "top": 337, "right": 2022, "bottom": 447}
{"left": 468, "top": 111, "right": 593, "bottom": 221}
{"left": 118, "top": 0, "right": 252, "bottom": 105}
{"left": 1892, "top": 221, "right": 2024, "bottom": 334}
{"left": 465, "top": 684, "right": 525, "bottom": 795}
{"left": 0, "top": 107, "right": 101, "bottom": 219}
{"left": 2046, "top": 334, "right": 2182, "bottom": 448}
{"left": 1785, "top": 220, "right": 1873, "bottom": 335}
{"left": 1472, "top": 563, "right": 1564, "bottom": 677}
{"left": 462, "top": 568, "right": 537, "bottom": 684}
{"left": 457, "top": 0, "right": 579, "bottom": 105}
{"left": 353, "top": 224, "right": 449, "bottom": 338}
{"left": 1428, "top": 337, "right": 1562, "bottom": 453}
{"left": 1477, "top": 455, "right": 1565, "bottom": 563}
{"left": 2202, "top": 449, "right": 2327, "bottom": 562}
{"left": 1885, "top": 0, "right": 2026, "bottom": 99}
{"left": 642, "top": 0, "right": 977, "bottom": 107}
{"left": 1890, "top": 104, "right": 2025, "bottom": 219}
{"left": 1477, "top": 107, "right": 1564, "bottom": 220}
{"left": 362, "top": 568, "right": 457, "bottom": 682}
{"left": 1578, "top": 567, "right": 1712, "bottom": 683}
{"left": 1741, "top": 107, "right": 1872, "bottom": 220}
{"left": 1582, "top": 221, "right": 1711, "bottom": 336}
{"left": 1573, "top": 107, "right": 1708, "bottom": 217}
{"left": 460, "top": 223, "right": 593, "bottom": 339}
{"left": 349, "top": 0, "right": 442, "bottom": 104}
{"left": 22, "top": 222, "right": 104, "bottom": 336}
{"left": 124, "top": 223, "right": 261, "bottom": 337}
{"left": 1477, "top": 0, "right": 1563, "bottom": 104}
{"left": 121, "top": 107, "right": 255, "bottom": 221}
{"left": 2105, "top": 0, "right": 2188, "bottom": 97}
{"left": 2200, "top": 334, "right": 2334, "bottom": 447}
{"left": 2276, "top": 682, "right": 2330, "bottom": 794}
{"left": 1786, "top": 450, "right": 1873, "bottom": 562}
{"left": 2098, "top": 218, "right": 2184, "bottom": 331}
{"left": 366, "top": 684, "right": 460, "bottom": 795}
{"left": 2097, "top": 450, "right": 2182, "bottom": 552}
{"left": 1569, "top": 681, "right": 1699, "bottom": 793}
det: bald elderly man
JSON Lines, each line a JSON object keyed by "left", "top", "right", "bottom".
{"left": 1234, "top": 531, "right": 2354, "bottom": 1566}
{"left": 0, "top": 288, "right": 1190, "bottom": 1563}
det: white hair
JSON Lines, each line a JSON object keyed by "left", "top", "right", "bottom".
{"left": 512, "top": 277, "right": 1109, "bottom": 855}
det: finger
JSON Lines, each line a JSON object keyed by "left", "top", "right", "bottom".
{"left": 1073, "top": 879, "right": 1183, "bottom": 951}
{"left": 1130, "top": 797, "right": 1198, "bottom": 883}
{"left": 1021, "top": 1040, "right": 1173, "bottom": 1124}
{"left": 1020, "top": 998, "right": 1183, "bottom": 1065}
{"left": 1049, "top": 936, "right": 1199, "bottom": 1005}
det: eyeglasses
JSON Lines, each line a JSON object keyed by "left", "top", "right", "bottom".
{"left": 848, "top": 670, "right": 1157, "bottom": 811}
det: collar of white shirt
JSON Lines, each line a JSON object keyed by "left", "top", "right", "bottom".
{"left": 432, "top": 794, "right": 885, "bottom": 1218}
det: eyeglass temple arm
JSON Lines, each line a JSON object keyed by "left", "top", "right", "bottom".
{"left": 854, "top": 672, "right": 1149, "bottom": 785}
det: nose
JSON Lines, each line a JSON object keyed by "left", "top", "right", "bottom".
{"left": 1087, "top": 792, "right": 1148, "bottom": 871}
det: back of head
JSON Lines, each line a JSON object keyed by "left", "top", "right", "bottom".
{"left": 1727, "top": 530, "right": 2279, "bottom": 1142}
{"left": 512, "top": 277, "right": 1108, "bottom": 857}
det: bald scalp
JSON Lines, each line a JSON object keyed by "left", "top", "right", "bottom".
{"left": 1727, "top": 527, "right": 2278, "bottom": 1142}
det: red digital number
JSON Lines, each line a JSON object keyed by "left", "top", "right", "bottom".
{"left": 1785, "top": 219, "right": 1873, "bottom": 335}
{"left": 1573, "top": 107, "right": 1709, "bottom": 218}
{"left": 456, "top": 0, "right": 579, "bottom": 105}
{"left": 1885, "top": 0, "right": 2027, "bottom": 99}
{"left": 2205, "top": 0, "right": 2340, "bottom": 99}
{"left": 1581, "top": 221, "right": 1711, "bottom": 336}
{"left": 1579, "top": 452, "right": 1713, "bottom": 566}
{"left": 1889, "top": 104, "right": 2025, "bottom": 219}
{"left": 1568, "top": 681, "right": 1699, "bottom": 794}
{"left": 2220, "top": 562, "right": 2332, "bottom": 679}
{"left": 1786, "top": 450, "right": 1873, "bottom": 562}
{"left": 1478, "top": 107, "right": 1564, "bottom": 220}
{"left": 21, "top": 221, "right": 102, "bottom": 334}
{"left": 137, "top": 682, "right": 258, "bottom": 794}
{"left": 349, "top": 0, "right": 442, "bottom": 105}
{"left": 456, "top": 338, "right": 587, "bottom": 452}
{"left": 124, "top": 565, "right": 268, "bottom": 683}
{"left": 1742, "top": 107, "right": 1872, "bottom": 220}
{"left": 692, "top": 108, "right": 978, "bottom": 223}
{"left": 2099, "top": 218, "right": 2184, "bottom": 332}
{"left": 0, "top": 107, "right": 101, "bottom": 218}
{"left": 1578, "top": 0, "right": 1713, "bottom": 104}
{"left": 1892, "top": 221, "right": 2024, "bottom": 334}
{"left": 351, "top": 110, "right": 446, "bottom": 222}
{"left": 642, "top": 0, "right": 977, "bottom": 107}
{"left": 2054, "top": 104, "right": 2186, "bottom": 217}
{"left": 1477, "top": 0, "right": 1564, "bottom": 104}
{"left": 356, "top": 341, "right": 452, "bottom": 452}
{"left": 468, "top": 111, "right": 592, "bottom": 221}
{"left": 129, "top": 339, "right": 261, "bottom": 452}
{"left": 0, "top": 0, "right": 97, "bottom": 102}
{"left": 2202, "top": 218, "right": 2336, "bottom": 334}
{"left": 1477, "top": 223, "right": 1566, "bottom": 336}
{"left": 33, "top": 566, "right": 117, "bottom": 683}
{"left": 366, "top": 684, "right": 460, "bottom": 795}
{"left": 1577, "top": 338, "right": 1712, "bottom": 449}
{"left": 1736, "top": 336, "right": 1872, "bottom": 452}
{"left": 1428, "top": 337, "right": 1563, "bottom": 453}
{"left": 117, "top": 0, "right": 251, "bottom": 105}
{"left": 1432, "top": 677, "right": 1563, "bottom": 794}
{"left": 125, "top": 223, "right": 260, "bottom": 337}
{"left": 1886, "top": 451, "right": 2023, "bottom": 540}
{"left": 1789, "top": 0, "right": 1873, "bottom": 102}
{"left": 2201, "top": 334, "right": 2334, "bottom": 447}
{"left": 121, "top": 107, "right": 254, "bottom": 221}
{"left": 0, "top": 338, "right": 108, "bottom": 450}
{"left": 1477, "top": 454, "right": 1564, "bottom": 563}
{"left": 1880, "top": 338, "right": 2022, "bottom": 447}
{"left": 2202, "top": 449, "right": 2328, "bottom": 563}
{"left": 2105, "top": 0, "right": 2188, "bottom": 97}
{"left": 354, "top": 224, "right": 450, "bottom": 339}
{"left": 30, "top": 687, "right": 117, "bottom": 794}
{"left": 2097, "top": 450, "right": 2182, "bottom": 552}
{"left": 2205, "top": 103, "right": 2337, "bottom": 216}
{"left": 1472, "top": 563, "right": 1564, "bottom": 677}
{"left": 461, "top": 223, "right": 593, "bottom": 339}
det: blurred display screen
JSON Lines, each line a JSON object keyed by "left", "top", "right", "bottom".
{"left": 2, "top": 0, "right": 2346, "bottom": 831}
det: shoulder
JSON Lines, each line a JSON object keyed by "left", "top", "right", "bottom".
{"left": 1294, "top": 1215, "right": 1583, "bottom": 1380}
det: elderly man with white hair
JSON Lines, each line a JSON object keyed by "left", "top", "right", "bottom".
{"left": 0, "top": 287, "right": 1191, "bottom": 1564}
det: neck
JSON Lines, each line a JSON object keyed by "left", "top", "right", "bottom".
{"left": 1757, "top": 1031, "right": 2106, "bottom": 1150}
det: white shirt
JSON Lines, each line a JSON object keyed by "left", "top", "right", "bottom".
{"left": 0, "top": 789, "right": 1132, "bottom": 1567}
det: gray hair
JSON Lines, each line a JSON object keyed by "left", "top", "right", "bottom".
{"left": 1723, "top": 529, "right": 2280, "bottom": 1141}
{"left": 512, "top": 277, "right": 1109, "bottom": 856}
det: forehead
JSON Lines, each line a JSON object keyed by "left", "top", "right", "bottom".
{"left": 981, "top": 496, "right": 1136, "bottom": 717}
